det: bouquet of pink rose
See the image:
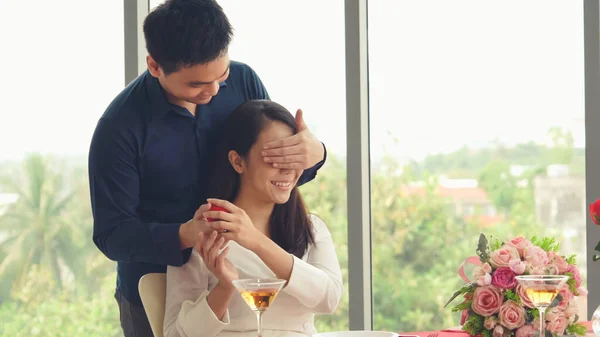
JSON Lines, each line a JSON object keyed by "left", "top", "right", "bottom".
{"left": 445, "top": 234, "right": 588, "bottom": 337}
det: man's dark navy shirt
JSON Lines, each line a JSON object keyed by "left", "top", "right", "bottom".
{"left": 89, "top": 61, "right": 325, "bottom": 306}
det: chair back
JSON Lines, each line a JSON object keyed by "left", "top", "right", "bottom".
{"left": 138, "top": 273, "right": 167, "bottom": 337}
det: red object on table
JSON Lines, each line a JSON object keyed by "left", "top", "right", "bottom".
{"left": 207, "top": 205, "right": 229, "bottom": 222}
{"left": 400, "top": 321, "right": 593, "bottom": 337}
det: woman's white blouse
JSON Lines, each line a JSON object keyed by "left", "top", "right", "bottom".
{"left": 163, "top": 214, "right": 343, "bottom": 337}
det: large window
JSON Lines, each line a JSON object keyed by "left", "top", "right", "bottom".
{"left": 368, "top": 0, "right": 586, "bottom": 332}
{"left": 0, "top": 1, "right": 124, "bottom": 336}
{"left": 2, "top": 1, "right": 596, "bottom": 335}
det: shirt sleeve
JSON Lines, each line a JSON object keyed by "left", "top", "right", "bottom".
{"left": 89, "top": 118, "right": 188, "bottom": 266}
{"left": 283, "top": 214, "right": 343, "bottom": 314}
{"left": 298, "top": 143, "right": 327, "bottom": 186}
{"left": 163, "top": 251, "right": 229, "bottom": 337}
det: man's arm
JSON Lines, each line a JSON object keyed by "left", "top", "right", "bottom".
{"left": 89, "top": 118, "right": 189, "bottom": 266}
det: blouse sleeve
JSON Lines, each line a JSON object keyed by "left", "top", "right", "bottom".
{"left": 283, "top": 214, "right": 344, "bottom": 313}
{"left": 163, "top": 251, "right": 230, "bottom": 337}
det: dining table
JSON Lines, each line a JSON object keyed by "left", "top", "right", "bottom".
{"left": 402, "top": 321, "right": 595, "bottom": 337}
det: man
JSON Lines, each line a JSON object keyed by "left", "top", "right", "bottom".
{"left": 88, "top": 0, "right": 327, "bottom": 336}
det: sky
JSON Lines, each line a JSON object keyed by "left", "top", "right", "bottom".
{"left": 0, "top": 0, "right": 585, "bottom": 163}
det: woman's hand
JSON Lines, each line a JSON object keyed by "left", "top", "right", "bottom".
{"left": 203, "top": 198, "right": 265, "bottom": 251}
{"left": 195, "top": 230, "right": 238, "bottom": 287}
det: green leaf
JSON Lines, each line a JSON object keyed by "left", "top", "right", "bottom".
{"left": 463, "top": 313, "right": 484, "bottom": 336}
{"left": 565, "top": 254, "right": 577, "bottom": 265}
{"left": 489, "top": 236, "right": 502, "bottom": 251}
{"left": 444, "top": 284, "right": 474, "bottom": 308}
{"left": 530, "top": 236, "right": 560, "bottom": 252}
{"left": 525, "top": 308, "right": 535, "bottom": 323}
{"left": 482, "top": 329, "right": 493, "bottom": 337}
{"left": 451, "top": 300, "right": 472, "bottom": 312}
{"left": 565, "top": 323, "right": 588, "bottom": 336}
{"left": 565, "top": 272, "right": 577, "bottom": 293}
{"left": 477, "top": 233, "right": 490, "bottom": 262}
{"left": 505, "top": 289, "right": 519, "bottom": 302}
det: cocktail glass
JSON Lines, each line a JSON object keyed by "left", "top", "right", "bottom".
{"left": 231, "top": 278, "right": 286, "bottom": 337}
{"left": 515, "top": 275, "right": 569, "bottom": 337}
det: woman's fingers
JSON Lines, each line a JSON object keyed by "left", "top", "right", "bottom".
{"left": 207, "top": 236, "right": 224, "bottom": 268}
{"left": 216, "top": 245, "right": 230, "bottom": 270}
{"left": 203, "top": 210, "right": 235, "bottom": 222}
{"left": 202, "top": 230, "right": 218, "bottom": 259}
{"left": 194, "top": 232, "right": 206, "bottom": 258}
{"left": 207, "top": 220, "right": 235, "bottom": 232}
{"left": 206, "top": 198, "right": 238, "bottom": 213}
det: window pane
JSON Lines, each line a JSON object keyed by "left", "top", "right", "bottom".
{"left": 149, "top": 0, "right": 349, "bottom": 332}
{"left": 0, "top": 0, "right": 124, "bottom": 335}
{"left": 150, "top": 0, "right": 162, "bottom": 9}
{"left": 368, "top": 0, "right": 586, "bottom": 332}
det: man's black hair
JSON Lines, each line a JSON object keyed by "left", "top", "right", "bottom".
{"left": 143, "top": 0, "right": 233, "bottom": 74}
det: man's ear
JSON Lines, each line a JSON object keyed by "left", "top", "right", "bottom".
{"left": 228, "top": 150, "right": 244, "bottom": 173}
{"left": 147, "top": 55, "right": 162, "bottom": 77}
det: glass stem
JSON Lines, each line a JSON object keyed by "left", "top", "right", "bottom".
{"left": 256, "top": 311, "right": 264, "bottom": 337}
{"left": 538, "top": 307, "right": 546, "bottom": 337}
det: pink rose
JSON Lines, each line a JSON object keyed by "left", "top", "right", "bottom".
{"left": 484, "top": 316, "right": 498, "bottom": 330}
{"left": 506, "top": 236, "right": 531, "bottom": 256}
{"left": 557, "top": 284, "right": 574, "bottom": 310}
{"left": 492, "top": 267, "right": 517, "bottom": 289}
{"left": 523, "top": 245, "right": 549, "bottom": 267}
{"left": 490, "top": 245, "right": 520, "bottom": 268}
{"left": 547, "top": 251, "right": 569, "bottom": 273}
{"left": 525, "top": 263, "right": 545, "bottom": 275}
{"left": 565, "top": 301, "right": 579, "bottom": 324}
{"left": 577, "top": 287, "right": 588, "bottom": 296}
{"left": 473, "top": 262, "right": 493, "bottom": 286}
{"left": 546, "top": 309, "right": 567, "bottom": 335}
{"left": 526, "top": 263, "right": 557, "bottom": 275}
{"left": 493, "top": 325, "right": 504, "bottom": 337}
{"left": 472, "top": 285, "right": 504, "bottom": 316}
{"left": 509, "top": 258, "right": 526, "bottom": 275}
{"left": 545, "top": 264, "right": 559, "bottom": 275}
{"left": 515, "top": 324, "right": 537, "bottom": 337}
{"left": 474, "top": 262, "right": 493, "bottom": 279}
{"left": 498, "top": 300, "right": 526, "bottom": 330}
{"left": 531, "top": 318, "right": 541, "bottom": 329}
{"left": 477, "top": 274, "right": 492, "bottom": 286}
{"left": 568, "top": 265, "right": 582, "bottom": 288}
{"left": 516, "top": 284, "right": 535, "bottom": 308}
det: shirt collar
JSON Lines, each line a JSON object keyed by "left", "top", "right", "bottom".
{"left": 145, "top": 70, "right": 228, "bottom": 120}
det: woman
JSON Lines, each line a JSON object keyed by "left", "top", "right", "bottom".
{"left": 163, "top": 100, "right": 343, "bottom": 337}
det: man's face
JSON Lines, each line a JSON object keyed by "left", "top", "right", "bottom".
{"left": 147, "top": 54, "right": 230, "bottom": 107}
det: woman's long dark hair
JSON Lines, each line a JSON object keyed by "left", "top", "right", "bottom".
{"left": 206, "top": 100, "right": 315, "bottom": 258}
